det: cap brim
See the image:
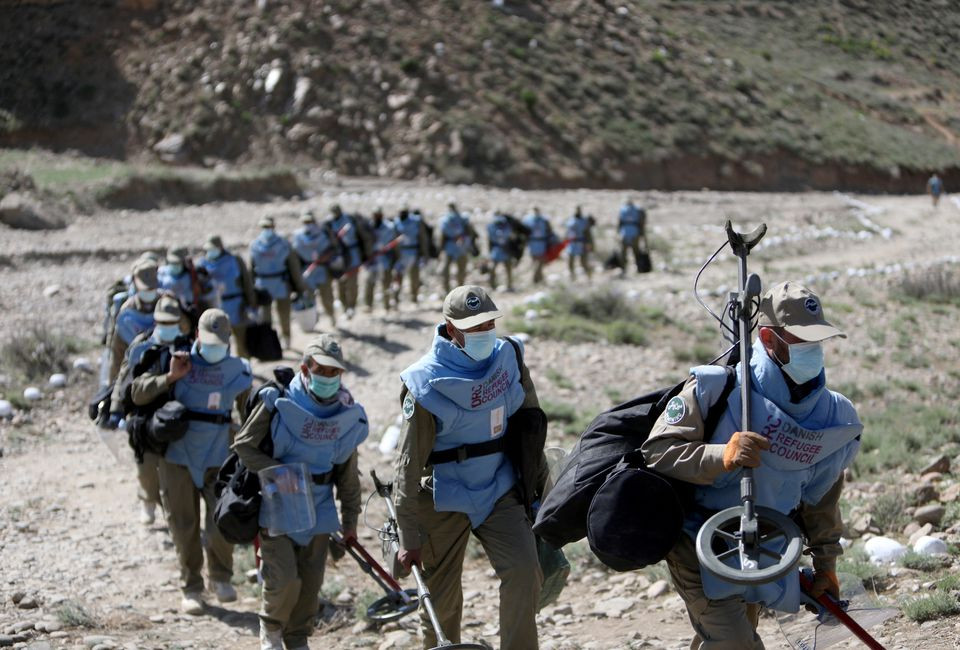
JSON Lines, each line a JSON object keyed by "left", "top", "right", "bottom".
{"left": 154, "top": 315, "right": 181, "bottom": 325}
{"left": 198, "top": 329, "right": 230, "bottom": 345}
{"left": 448, "top": 311, "right": 502, "bottom": 330}
{"left": 309, "top": 353, "right": 346, "bottom": 370}
{"left": 784, "top": 323, "right": 846, "bottom": 342}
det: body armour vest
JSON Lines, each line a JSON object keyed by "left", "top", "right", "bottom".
{"left": 523, "top": 214, "right": 551, "bottom": 258}
{"left": 395, "top": 215, "right": 422, "bottom": 269}
{"left": 293, "top": 224, "right": 334, "bottom": 287}
{"left": 565, "top": 217, "right": 590, "bottom": 256}
{"left": 487, "top": 219, "right": 512, "bottom": 262}
{"left": 401, "top": 326, "right": 526, "bottom": 527}
{"left": 686, "top": 339, "right": 862, "bottom": 612}
{"left": 368, "top": 221, "right": 398, "bottom": 271}
{"left": 199, "top": 253, "right": 245, "bottom": 325}
{"left": 115, "top": 299, "right": 155, "bottom": 346}
{"left": 158, "top": 265, "right": 194, "bottom": 305}
{"left": 440, "top": 213, "right": 469, "bottom": 259}
{"left": 331, "top": 214, "right": 363, "bottom": 270}
{"left": 260, "top": 376, "right": 369, "bottom": 545}
{"left": 166, "top": 345, "right": 253, "bottom": 487}
{"left": 618, "top": 205, "right": 643, "bottom": 243}
{"left": 250, "top": 233, "right": 291, "bottom": 300}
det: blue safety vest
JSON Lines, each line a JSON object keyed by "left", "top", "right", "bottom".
{"left": 198, "top": 253, "right": 245, "bottom": 325}
{"left": 158, "top": 265, "right": 194, "bottom": 305}
{"left": 685, "top": 339, "right": 862, "bottom": 612}
{"left": 367, "top": 220, "right": 398, "bottom": 271}
{"left": 331, "top": 214, "right": 363, "bottom": 271}
{"left": 618, "top": 204, "right": 643, "bottom": 244}
{"left": 401, "top": 326, "right": 526, "bottom": 527}
{"left": 487, "top": 217, "right": 513, "bottom": 263}
{"left": 395, "top": 215, "right": 422, "bottom": 270}
{"left": 292, "top": 223, "right": 335, "bottom": 288}
{"left": 259, "top": 375, "right": 369, "bottom": 545}
{"left": 165, "top": 344, "right": 253, "bottom": 487}
{"left": 115, "top": 300, "right": 155, "bottom": 346}
{"left": 523, "top": 213, "right": 551, "bottom": 258}
{"left": 250, "top": 233, "right": 292, "bottom": 300}
{"left": 565, "top": 216, "right": 590, "bottom": 257}
{"left": 440, "top": 212, "right": 470, "bottom": 259}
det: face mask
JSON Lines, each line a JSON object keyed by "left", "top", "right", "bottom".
{"left": 154, "top": 323, "right": 180, "bottom": 343}
{"left": 773, "top": 332, "right": 824, "bottom": 384}
{"left": 199, "top": 343, "right": 228, "bottom": 364}
{"left": 461, "top": 328, "right": 497, "bottom": 361}
{"left": 168, "top": 263, "right": 183, "bottom": 276}
{"left": 205, "top": 248, "right": 222, "bottom": 261}
{"left": 138, "top": 289, "right": 157, "bottom": 304}
{"left": 309, "top": 373, "right": 341, "bottom": 399}
{"left": 259, "top": 229, "right": 274, "bottom": 241}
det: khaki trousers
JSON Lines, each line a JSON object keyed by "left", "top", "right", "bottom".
{"left": 337, "top": 272, "right": 359, "bottom": 311}
{"left": 442, "top": 255, "right": 468, "bottom": 293}
{"left": 315, "top": 282, "right": 336, "bottom": 324}
{"left": 621, "top": 239, "right": 643, "bottom": 271}
{"left": 136, "top": 451, "right": 161, "bottom": 505}
{"left": 158, "top": 459, "right": 234, "bottom": 594}
{"left": 489, "top": 260, "right": 514, "bottom": 291}
{"left": 417, "top": 489, "right": 541, "bottom": 650}
{"left": 364, "top": 268, "right": 393, "bottom": 311}
{"left": 567, "top": 254, "right": 591, "bottom": 279}
{"left": 400, "top": 262, "right": 421, "bottom": 303}
{"left": 263, "top": 297, "right": 293, "bottom": 339}
{"left": 666, "top": 535, "right": 763, "bottom": 650}
{"left": 532, "top": 257, "right": 545, "bottom": 284}
{"left": 259, "top": 533, "right": 329, "bottom": 648}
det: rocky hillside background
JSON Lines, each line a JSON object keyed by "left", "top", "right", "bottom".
{"left": 2, "top": 0, "right": 960, "bottom": 191}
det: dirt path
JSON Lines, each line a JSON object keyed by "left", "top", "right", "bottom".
{"left": 2, "top": 184, "right": 960, "bottom": 649}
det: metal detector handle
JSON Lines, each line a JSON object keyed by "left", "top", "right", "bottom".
{"left": 725, "top": 220, "right": 767, "bottom": 256}
{"left": 798, "top": 571, "right": 887, "bottom": 650}
{"left": 410, "top": 563, "right": 453, "bottom": 646}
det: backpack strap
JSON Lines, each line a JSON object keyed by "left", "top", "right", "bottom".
{"left": 703, "top": 366, "right": 736, "bottom": 436}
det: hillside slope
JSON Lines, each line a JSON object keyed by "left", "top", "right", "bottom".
{"left": 2, "top": 0, "right": 960, "bottom": 191}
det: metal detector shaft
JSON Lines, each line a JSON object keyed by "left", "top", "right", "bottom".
{"left": 798, "top": 572, "right": 887, "bottom": 650}
{"left": 331, "top": 533, "right": 412, "bottom": 601}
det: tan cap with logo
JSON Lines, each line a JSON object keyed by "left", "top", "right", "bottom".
{"left": 300, "top": 211, "right": 316, "bottom": 224}
{"left": 132, "top": 260, "right": 159, "bottom": 290}
{"left": 198, "top": 308, "right": 232, "bottom": 345}
{"left": 153, "top": 295, "right": 182, "bottom": 324}
{"left": 203, "top": 234, "right": 224, "bottom": 251}
{"left": 443, "top": 285, "right": 502, "bottom": 330}
{"left": 166, "top": 246, "right": 188, "bottom": 264}
{"left": 305, "top": 333, "right": 346, "bottom": 370}
{"left": 758, "top": 281, "right": 845, "bottom": 342}
{"left": 258, "top": 215, "right": 275, "bottom": 228}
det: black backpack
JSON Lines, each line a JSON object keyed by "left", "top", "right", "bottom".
{"left": 533, "top": 366, "right": 736, "bottom": 570}
{"left": 213, "top": 366, "right": 294, "bottom": 544}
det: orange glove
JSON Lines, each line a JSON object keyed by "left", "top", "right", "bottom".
{"left": 805, "top": 569, "right": 840, "bottom": 613}
{"left": 721, "top": 431, "right": 771, "bottom": 471}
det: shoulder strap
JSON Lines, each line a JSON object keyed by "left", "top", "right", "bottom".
{"left": 703, "top": 366, "right": 736, "bottom": 436}
{"left": 505, "top": 336, "right": 523, "bottom": 376}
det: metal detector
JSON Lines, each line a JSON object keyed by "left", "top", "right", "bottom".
{"left": 329, "top": 532, "right": 419, "bottom": 624}
{"left": 370, "top": 470, "right": 487, "bottom": 650}
{"left": 694, "top": 221, "right": 804, "bottom": 585}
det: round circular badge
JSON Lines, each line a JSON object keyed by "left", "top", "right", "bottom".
{"left": 465, "top": 294, "right": 482, "bottom": 311}
{"left": 803, "top": 297, "right": 820, "bottom": 315}
{"left": 664, "top": 396, "right": 687, "bottom": 425}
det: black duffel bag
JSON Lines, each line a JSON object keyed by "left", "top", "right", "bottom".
{"left": 149, "top": 400, "right": 190, "bottom": 443}
{"left": 213, "top": 452, "right": 263, "bottom": 544}
{"left": 246, "top": 323, "right": 283, "bottom": 361}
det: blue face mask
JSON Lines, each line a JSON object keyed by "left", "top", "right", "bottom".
{"left": 309, "top": 373, "right": 341, "bottom": 399}
{"left": 168, "top": 263, "right": 183, "bottom": 276}
{"left": 199, "top": 343, "right": 229, "bottom": 364}
{"left": 462, "top": 328, "right": 497, "bottom": 361}
{"left": 154, "top": 323, "right": 180, "bottom": 343}
{"left": 773, "top": 332, "right": 824, "bottom": 384}
{"left": 138, "top": 289, "right": 157, "bottom": 304}
{"left": 205, "top": 248, "right": 222, "bottom": 261}
{"left": 259, "top": 229, "right": 274, "bottom": 242}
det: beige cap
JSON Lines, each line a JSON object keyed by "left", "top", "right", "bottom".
{"left": 258, "top": 215, "right": 275, "bottom": 228}
{"left": 153, "top": 295, "right": 182, "bottom": 324}
{"left": 166, "top": 246, "right": 188, "bottom": 264}
{"left": 137, "top": 250, "right": 160, "bottom": 264}
{"left": 443, "top": 285, "right": 502, "bottom": 330}
{"left": 132, "top": 260, "right": 158, "bottom": 290}
{"left": 203, "top": 234, "right": 224, "bottom": 251}
{"left": 300, "top": 211, "right": 316, "bottom": 224}
{"left": 758, "top": 281, "right": 845, "bottom": 342}
{"left": 198, "top": 308, "right": 232, "bottom": 345}
{"left": 305, "top": 334, "right": 346, "bottom": 370}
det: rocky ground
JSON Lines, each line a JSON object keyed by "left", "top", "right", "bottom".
{"left": 2, "top": 175, "right": 960, "bottom": 649}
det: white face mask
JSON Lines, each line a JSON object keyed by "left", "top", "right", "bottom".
{"left": 205, "top": 248, "right": 222, "bottom": 261}
{"left": 461, "top": 328, "right": 497, "bottom": 361}
{"left": 772, "top": 331, "right": 824, "bottom": 384}
{"left": 138, "top": 289, "right": 158, "bottom": 304}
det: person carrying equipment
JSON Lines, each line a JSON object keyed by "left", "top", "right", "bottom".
{"left": 364, "top": 209, "right": 399, "bottom": 312}
{"left": 109, "top": 259, "right": 161, "bottom": 382}
{"left": 198, "top": 234, "right": 258, "bottom": 358}
{"left": 564, "top": 206, "right": 593, "bottom": 280}
{"left": 618, "top": 198, "right": 649, "bottom": 274}
{"left": 107, "top": 295, "right": 190, "bottom": 525}
{"left": 132, "top": 309, "right": 253, "bottom": 615}
{"left": 522, "top": 207, "right": 554, "bottom": 285}
{"left": 642, "top": 281, "right": 862, "bottom": 649}
{"left": 329, "top": 204, "right": 372, "bottom": 318}
{"left": 927, "top": 173, "right": 944, "bottom": 207}
{"left": 439, "top": 202, "right": 474, "bottom": 293}
{"left": 393, "top": 208, "right": 430, "bottom": 305}
{"left": 292, "top": 212, "right": 338, "bottom": 328}
{"left": 158, "top": 246, "right": 198, "bottom": 308}
{"left": 233, "top": 334, "right": 368, "bottom": 650}
{"left": 394, "top": 285, "right": 544, "bottom": 650}
{"left": 249, "top": 216, "right": 307, "bottom": 350}
{"left": 486, "top": 212, "right": 516, "bottom": 291}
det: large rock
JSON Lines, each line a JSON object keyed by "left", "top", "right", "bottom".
{"left": 913, "top": 535, "right": 949, "bottom": 556}
{"left": 864, "top": 536, "right": 907, "bottom": 564}
{"left": 0, "top": 193, "right": 64, "bottom": 230}
{"left": 914, "top": 504, "right": 946, "bottom": 525}
{"left": 940, "top": 483, "right": 960, "bottom": 503}
{"left": 153, "top": 133, "right": 189, "bottom": 164}
{"left": 920, "top": 454, "right": 950, "bottom": 475}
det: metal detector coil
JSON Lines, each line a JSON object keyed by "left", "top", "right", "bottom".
{"left": 694, "top": 221, "right": 803, "bottom": 586}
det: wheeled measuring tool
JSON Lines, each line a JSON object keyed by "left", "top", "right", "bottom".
{"left": 694, "top": 221, "right": 805, "bottom": 585}
{"left": 370, "top": 470, "right": 487, "bottom": 650}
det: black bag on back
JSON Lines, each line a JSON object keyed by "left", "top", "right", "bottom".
{"left": 533, "top": 367, "right": 736, "bottom": 556}
{"left": 636, "top": 250, "right": 652, "bottom": 273}
{"left": 246, "top": 322, "right": 283, "bottom": 361}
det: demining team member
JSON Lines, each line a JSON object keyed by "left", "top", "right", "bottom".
{"left": 109, "top": 258, "right": 160, "bottom": 381}
{"left": 363, "top": 208, "right": 398, "bottom": 312}
{"left": 132, "top": 309, "right": 253, "bottom": 615}
{"left": 292, "top": 211, "right": 338, "bottom": 328}
{"left": 486, "top": 212, "right": 516, "bottom": 291}
{"left": 250, "top": 216, "right": 307, "bottom": 349}
{"left": 329, "top": 204, "right": 367, "bottom": 318}
{"left": 394, "top": 286, "right": 543, "bottom": 650}
{"left": 564, "top": 206, "right": 593, "bottom": 279}
{"left": 439, "top": 202, "right": 473, "bottom": 293}
{"left": 522, "top": 207, "right": 553, "bottom": 285}
{"left": 642, "top": 282, "right": 862, "bottom": 650}
{"left": 158, "top": 246, "right": 196, "bottom": 307}
{"left": 234, "top": 334, "right": 368, "bottom": 650}
{"left": 108, "top": 295, "right": 189, "bottom": 525}
{"left": 618, "top": 198, "right": 647, "bottom": 274}
{"left": 928, "top": 173, "right": 944, "bottom": 207}
{"left": 197, "top": 234, "right": 258, "bottom": 358}
{"left": 394, "top": 208, "right": 429, "bottom": 305}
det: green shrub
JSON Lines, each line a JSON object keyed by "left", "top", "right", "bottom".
{"left": 56, "top": 601, "right": 97, "bottom": 628}
{"left": 900, "top": 550, "right": 952, "bottom": 572}
{"left": 0, "top": 323, "right": 86, "bottom": 382}
{"left": 901, "top": 591, "right": 960, "bottom": 623}
{"left": 895, "top": 264, "right": 960, "bottom": 304}
{"left": 520, "top": 89, "right": 537, "bottom": 112}
{"left": 853, "top": 404, "right": 960, "bottom": 476}
{"left": 400, "top": 58, "right": 421, "bottom": 76}
{"left": 837, "top": 547, "right": 888, "bottom": 589}
{"left": 869, "top": 491, "right": 910, "bottom": 533}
